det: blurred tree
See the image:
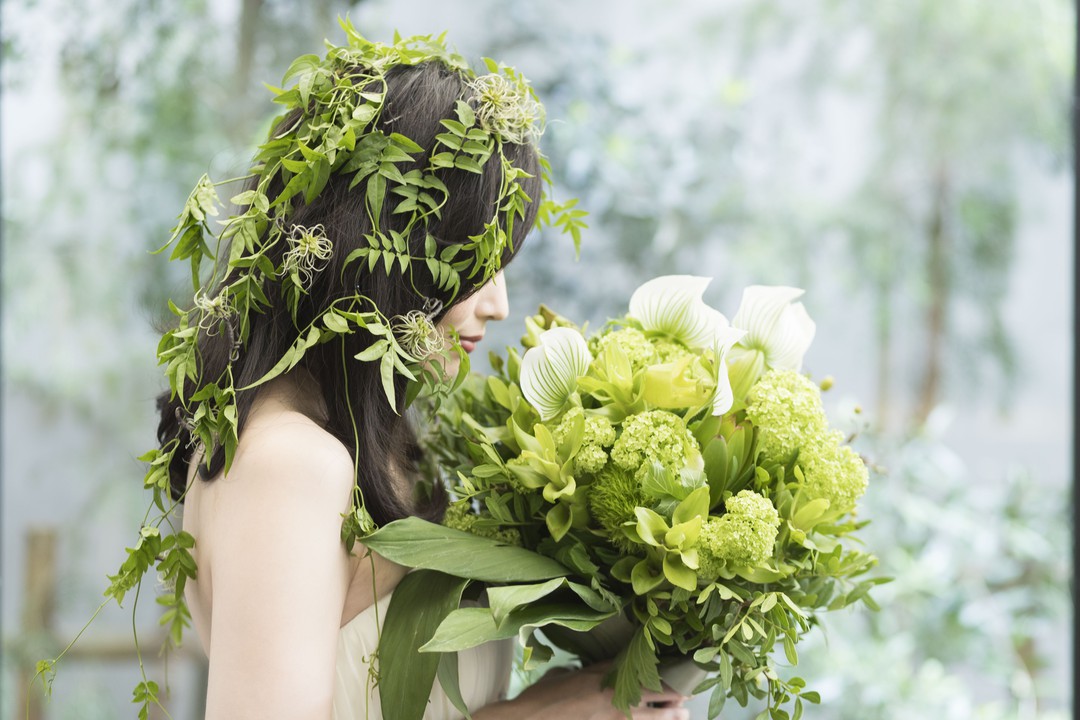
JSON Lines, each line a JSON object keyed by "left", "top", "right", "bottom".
{"left": 712, "top": 0, "right": 1072, "bottom": 427}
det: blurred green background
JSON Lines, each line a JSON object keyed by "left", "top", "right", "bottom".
{"left": 1, "top": 0, "right": 1073, "bottom": 718}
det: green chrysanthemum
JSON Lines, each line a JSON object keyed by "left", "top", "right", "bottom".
{"left": 798, "top": 430, "right": 869, "bottom": 514}
{"left": 553, "top": 407, "right": 617, "bottom": 476}
{"left": 591, "top": 327, "right": 655, "bottom": 370}
{"left": 587, "top": 464, "right": 644, "bottom": 548}
{"left": 698, "top": 490, "right": 780, "bottom": 577}
{"left": 744, "top": 369, "right": 829, "bottom": 463}
{"left": 610, "top": 410, "right": 702, "bottom": 480}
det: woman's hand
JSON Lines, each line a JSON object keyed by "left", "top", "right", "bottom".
{"left": 475, "top": 662, "right": 690, "bottom": 720}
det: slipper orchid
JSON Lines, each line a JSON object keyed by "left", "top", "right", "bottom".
{"left": 728, "top": 286, "right": 816, "bottom": 404}
{"left": 519, "top": 327, "right": 591, "bottom": 420}
{"left": 629, "top": 276, "right": 745, "bottom": 415}
{"left": 628, "top": 275, "right": 734, "bottom": 350}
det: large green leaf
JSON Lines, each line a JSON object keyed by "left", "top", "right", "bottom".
{"left": 362, "top": 517, "right": 571, "bottom": 582}
{"left": 421, "top": 602, "right": 616, "bottom": 653}
{"left": 379, "top": 570, "right": 469, "bottom": 720}
{"left": 488, "top": 578, "right": 618, "bottom": 627}
{"left": 437, "top": 652, "right": 471, "bottom": 720}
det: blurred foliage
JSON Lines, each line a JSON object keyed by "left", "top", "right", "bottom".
{"left": 1, "top": 0, "right": 1072, "bottom": 718}
{"left": 779, "top": 407, "right": 1072, "bottom": 719}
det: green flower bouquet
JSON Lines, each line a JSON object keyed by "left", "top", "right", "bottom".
{"left": 363, "top": 275, "right": 883, "bottom": 719}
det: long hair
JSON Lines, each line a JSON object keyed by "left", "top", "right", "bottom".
{"left": 156, "top": 61, "right": 542, "bottom": 526}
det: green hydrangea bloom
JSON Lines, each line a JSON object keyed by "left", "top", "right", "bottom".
{"left": 587, "top": 464, "right": 644, "bottom": 548}
{"left": 442, "top": 501, "right": 523, "bottom": 546}
{"left": 698, "top": 490, "right": 780, "bottom": 577}
{"left": 610, "top": 410, "right": 702, "bottom": 480}
{"left": 799, "top": 430, "right": 869, "bottom": 514}
{"left": 651, "top": 337, "right": 694, "bottom": 364}
{"left": 592, "top": 327, "right": 655, "bottom": 370}
{"left": 744, "top": 370, "right": 829, "bottom": 463}
{"left": 553, "top": 407, "right": 617, "bottom": 476}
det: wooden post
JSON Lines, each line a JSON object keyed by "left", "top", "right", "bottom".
{"left": 17, "top": 528, "right": 57, "bottom": 720}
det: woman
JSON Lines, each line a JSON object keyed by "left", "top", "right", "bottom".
{"left": 154, "top": 27, "right": 689, "bottom": 720}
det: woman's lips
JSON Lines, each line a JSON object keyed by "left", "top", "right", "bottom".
{"left": 459, "top": 336, "right": 482, "bottom": 353}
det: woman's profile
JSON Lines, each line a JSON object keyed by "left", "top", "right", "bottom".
{"left": 150, "top": 26, "right": 690, "bottom": 720}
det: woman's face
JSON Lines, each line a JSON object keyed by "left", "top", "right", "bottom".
{"left": 435, "top": 270, "right": 510, "bottom": 377}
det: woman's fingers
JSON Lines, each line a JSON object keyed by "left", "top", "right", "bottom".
{"left": 631, "top": 708, "right": 690, "bottom": 720}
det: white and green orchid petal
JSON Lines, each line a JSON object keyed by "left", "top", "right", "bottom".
{"left": 710, "top": 325, "right": 745, "bottom": 416}
{"left": 731, "top": 285, "right": 816, "bottom": 370}
{"left": 519, "top": 327, "right": 591, "bottom": 420}
{"left": 628, "top": 275, "right": 731, "bottom": 349}
{"left": 767, "top": 300, "right": 815, "bottom": 370}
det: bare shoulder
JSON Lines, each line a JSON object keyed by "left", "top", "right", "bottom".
{"left": 226, "top": 405, "right": 355, "bottom": 502}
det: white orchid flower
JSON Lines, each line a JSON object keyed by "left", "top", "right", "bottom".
{"left": 519, "top": 327, "right": 592, "bottom": 420}
{"left": 628, "top": 275, "right": 735, "bottom": 350}
{"left": 730, "top": 285, "right": 816, "bottom": 371}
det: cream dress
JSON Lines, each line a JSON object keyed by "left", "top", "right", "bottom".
{"left": 332, "top": 591, "right": 514, "bottom": 719}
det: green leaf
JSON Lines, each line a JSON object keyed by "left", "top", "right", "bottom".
{"left": 630, "top": 559, "right": 665, "bottom": 595}
{"left": 662, "top": 555, "right": 697, "bottom": 591}
{"left": 389, "top": 132, "right": 424, "bottom": 154}
{"left": 791, "top": 498, "right": 832, "bottom": 531}
{"left": 323, "top": 311, "right": 350, "bottom": 334}
{"left": 488, "top": 578, "right": 567, "bottom": 628}
{"left": 634, "top": 507, "right": 670, "bottom": 547}
{"left": 708, "top": 683, "right": 728, "bottom": 719}
{"left": 380, "top": 351, "right": 397, "bottom": 409}
{"left": 239, "top": 325, "right": 321, "bottom": 390}
{"left": 281, "top": 53, "right": 321, "bottom": 83}
{"left": 673, "top": 486, "right": 710, "bottom": 526}
{"left": 379, "top": 570, "right": 469, "bottom": 720}
{"left": 422, "top": 602, "right": 615, "bottom": 653}
{"left": 611, "top": 628, "right": 662, "bottom": 713}
{"left": 545, "top": 502, "right": 573, "bottom": 541}
{"left": 361, "top": 517, "right": 570, "bottom": 582}
{"left": 702, "top": 438, "right": 731, "bottom": 508}
{"left": 436, "top": 652, "right": 472, "bottom": 719}
{"left": 487, "top": 578, "right": 616, "bottom": 629}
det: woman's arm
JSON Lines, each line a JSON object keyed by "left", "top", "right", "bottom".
{"left": 200, "top": 418, "right": 356, "bottom": 720}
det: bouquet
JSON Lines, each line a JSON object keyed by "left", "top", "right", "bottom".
{"left": 363, "top": 275, "right": 882, "bottom": 719}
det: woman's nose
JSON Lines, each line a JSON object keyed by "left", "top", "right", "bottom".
{"left": 479, "top": 273, "right": 510, "bottom": 321}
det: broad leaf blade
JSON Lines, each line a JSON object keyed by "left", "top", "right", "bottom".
{"left": 362, "top": 517, "right": 571, "bottom": 582}
{"left": 379, "top": 570, "right": 469, "bottom": 720}
{"left": 422, "top": 602, "right": 616, "bottom": 653}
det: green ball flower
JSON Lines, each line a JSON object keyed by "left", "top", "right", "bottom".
{"left": 744, "top": 370, "right": 829, "bottom": 463}
{"left": 442, "top": 500, "right": 522, "bottom": 546}
{"left": 650, "top": 337, "right": 694, "bottom": 364}
{"left": 587, "top": 464, "right": 644, "bottom": 548}
{"left": 591, "top": 327, "right": 656, "bottom": 370}
{"left": 610, "top": 410, "right": 702, "bottom": 480}
{"left": 799, "top": 430, "right": 869, "bottom": 514}
{"left": 553, "top": 407, "right": 617, "bottom": 476}
{"left": 698, "top": 490, "right": 780, "bottom": 577}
